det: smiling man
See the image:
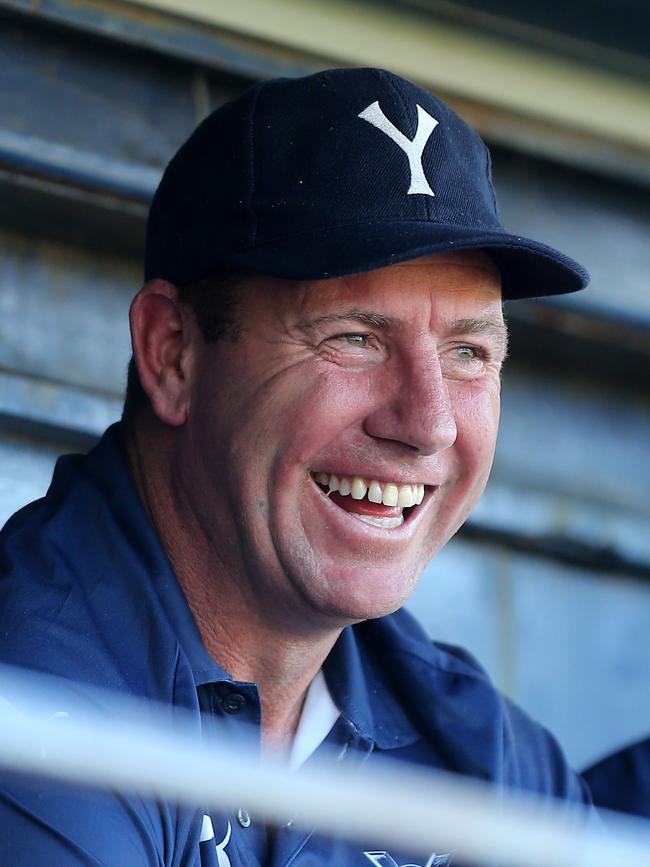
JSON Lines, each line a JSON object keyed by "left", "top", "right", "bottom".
{"left": 0, "top": 67, "right": 594, "bottom": 866}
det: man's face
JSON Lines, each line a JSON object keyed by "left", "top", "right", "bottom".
{"left": 178, "top": 251, "right": 506, "bottom": 629}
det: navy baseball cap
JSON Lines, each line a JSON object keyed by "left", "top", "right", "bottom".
{"left": 145, "top": 67, "right": 589, "bottom": 299}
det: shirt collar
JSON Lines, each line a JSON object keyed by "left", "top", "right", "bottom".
{"left": 85, "top": 424, "right": 227, "bottom": 687}
{"left": 324, "top": 623, "right": 421, "bottom": 750}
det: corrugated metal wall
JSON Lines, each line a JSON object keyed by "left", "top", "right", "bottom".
{"left": 1, "top": 1, "right": 649, "bottom": 769}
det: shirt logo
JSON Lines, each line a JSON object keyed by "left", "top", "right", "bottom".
{"left": 358, "top": 101, "right": 439, "bottom": 197}
{"left": 214, "top": 821, "right": 232, "bottom": 867}
{"left": 200, "top": 816, "right": 232, "bottom": 867}
{"left": 364, "top": 850, "right": 453, "bottom": 867}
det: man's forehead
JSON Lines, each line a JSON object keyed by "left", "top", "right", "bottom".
{"left": 239, "top": 252, "right": 501, "bottom": 340}
{"left": 234, "top": 250, "right": 503, "bottom": 336}
{"left": 293, "top": 250, "right": 502, "bottom": 313}
{"left": 387, "top": 249, "right": 500, "bottom": 275}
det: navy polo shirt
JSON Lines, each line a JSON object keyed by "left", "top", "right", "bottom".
{"left": 583, "top": 738, "right": 650, "bottom": 820}
{"left": 0, "top": 425, "right": 595, "bottom": 866}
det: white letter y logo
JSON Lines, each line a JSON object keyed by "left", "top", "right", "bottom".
{"left": 358, "top": 101, "right": 438, "bottom": 197}
{"left": 214, "top": 820, "right": 232, "bottom": 867}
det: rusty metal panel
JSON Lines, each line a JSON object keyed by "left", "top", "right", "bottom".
{"left": 486, "top": 365, "right": 650, "bottom": 566}
{"left": 494, "top": 151, "right": 650, "bottom": 325}
{"left": 512, "top": 555, "right": 650, "bottom": 768}
{"left": 1, "top": 9, "right": 200, "bottom": 168}
{"left": 0, "top": 227, "right": 136, "bottom": 393}
{"left": 0, "top": 370, "right": 121, "bottom": 444}
{"left": 0, "top": 431, "right": 70, "bottom": 525}
{"left": 0, "top": 0, "right": 315, "bottom": 82}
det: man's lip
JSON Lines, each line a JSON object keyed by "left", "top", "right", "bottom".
{"left": 308, "top": 473, "right": 436, "bottom": 535}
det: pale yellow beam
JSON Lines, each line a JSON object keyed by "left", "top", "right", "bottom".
{"left": 127, "top": 0, "right": 650, "bottom": 151}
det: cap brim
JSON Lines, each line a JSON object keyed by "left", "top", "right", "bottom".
{"left": 224, "top": 220, "right": 588, "bottom": 300}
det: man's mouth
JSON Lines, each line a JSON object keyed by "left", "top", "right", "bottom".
{"left": 311, "top": 472, "right": 427, "bottom": 529}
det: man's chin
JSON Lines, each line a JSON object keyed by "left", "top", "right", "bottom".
{"left": 298, "top": 565, "right": 422, "bottom": 626}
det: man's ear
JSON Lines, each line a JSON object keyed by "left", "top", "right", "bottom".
{"left": 129, "top": 280, "right": 195, "bottom": 426}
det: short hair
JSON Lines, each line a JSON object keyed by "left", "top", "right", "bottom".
{"left": 122, "top": 268, "right": 245, "bottom": 423}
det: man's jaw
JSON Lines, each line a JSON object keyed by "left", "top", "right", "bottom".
{"left": 311, "top": 471, "right": 429, "bottom": 529}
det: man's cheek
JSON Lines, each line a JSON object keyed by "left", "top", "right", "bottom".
{"left": 455, "top": 387, "right": 501, "bottom": 449}
{"left": 297, "top": 381, "right": 376, "bottom": 450}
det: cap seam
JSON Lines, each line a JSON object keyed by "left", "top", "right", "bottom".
{"left": 381, "top": 69, "right": 431, "bottom": 223}
{"left": 484, "top": 144, "right": 499, "bottom": 216}
{"left": 246, "top": 81, "right": 265, "bottom": 247}
{"left": 229, "top": 226, "right": 583, "bottom": 268}
{"left": 241, "top": 214, "right": 503, "bottom": 248}
{"left": 382, "top": 70, "right": 414, "bottom": 136}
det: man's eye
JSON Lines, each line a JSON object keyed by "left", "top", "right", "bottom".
{"left": 440, "top": 344, "right": 487, "bottom": 380}
{"left": 319, "top": 331, "right": 385, "bottom": 367}
{"left": 337, "top": 333, "right": 369, "bottom": 347}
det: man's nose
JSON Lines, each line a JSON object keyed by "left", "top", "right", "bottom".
{"left": 363, "top": 354, "right": 457, "bottom": 455}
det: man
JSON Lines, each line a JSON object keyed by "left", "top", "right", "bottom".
{"left": 0, "top": 67, "right": 593, "bottom": 866}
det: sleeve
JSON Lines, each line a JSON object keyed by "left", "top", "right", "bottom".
{"left": 500, "top": 695, "right": 598, "bottom": 814}
{"left": 582, "top": 738, "right": 650, "bottom": 820}
{"left": 0, "top": 774, "right": 201, "bottom": 867}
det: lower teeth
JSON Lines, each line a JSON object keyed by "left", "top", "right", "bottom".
{"left": 352, "top": 513, "right": 404, "bottom": 529}
{"left": 313, "top": 479, "right": 409, "bottom": 527}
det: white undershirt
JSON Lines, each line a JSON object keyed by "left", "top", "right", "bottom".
{"left": 199, "top": 672, "right": 340, "bottom": 843}
{"left": 288, "top": 669, "right": 340, "bottom": 770}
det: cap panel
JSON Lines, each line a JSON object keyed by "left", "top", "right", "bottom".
{"left": 144, "top": 66, "right": 589, "bottom": 298}
{"left": 144, "top": 86, "right": 261, "bottom": 284}
{"left": 378, "top": 69, "right": 431, "bottom": 223}
{"left": 249, "top": 68, "right": 431, "bottom": 241}
{"left": 249, "top": 67, "right": 501, "bottom": 248}
{"left": 388, "top": 72, "right": 498, "bottom": 230}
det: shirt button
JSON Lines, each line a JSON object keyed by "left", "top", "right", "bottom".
{"left": 237, "top": 808, "right": 251, "bottom": 828}
{"left": 221, "top": 693, "right": 246, "bottom": 714}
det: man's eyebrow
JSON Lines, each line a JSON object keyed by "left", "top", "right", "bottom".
{"left": 452, "top": 317, "right": 509, "bottom": 349}
{"left": 296, "top": 310, "right": 508, "bottom": 351}
{"left": 297, "top": 309, "right": 400, "bottom": 331}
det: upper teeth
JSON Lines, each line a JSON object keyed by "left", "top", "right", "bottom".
{"left": 313, "top": 473, "right": 425, "bottom": 507}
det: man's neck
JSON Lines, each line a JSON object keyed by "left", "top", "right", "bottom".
{"left": 182, "top": 573, "right": 337, "bottom": 752}
{"left": 125, "top": 417, "right": 340, "bottom": 752}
